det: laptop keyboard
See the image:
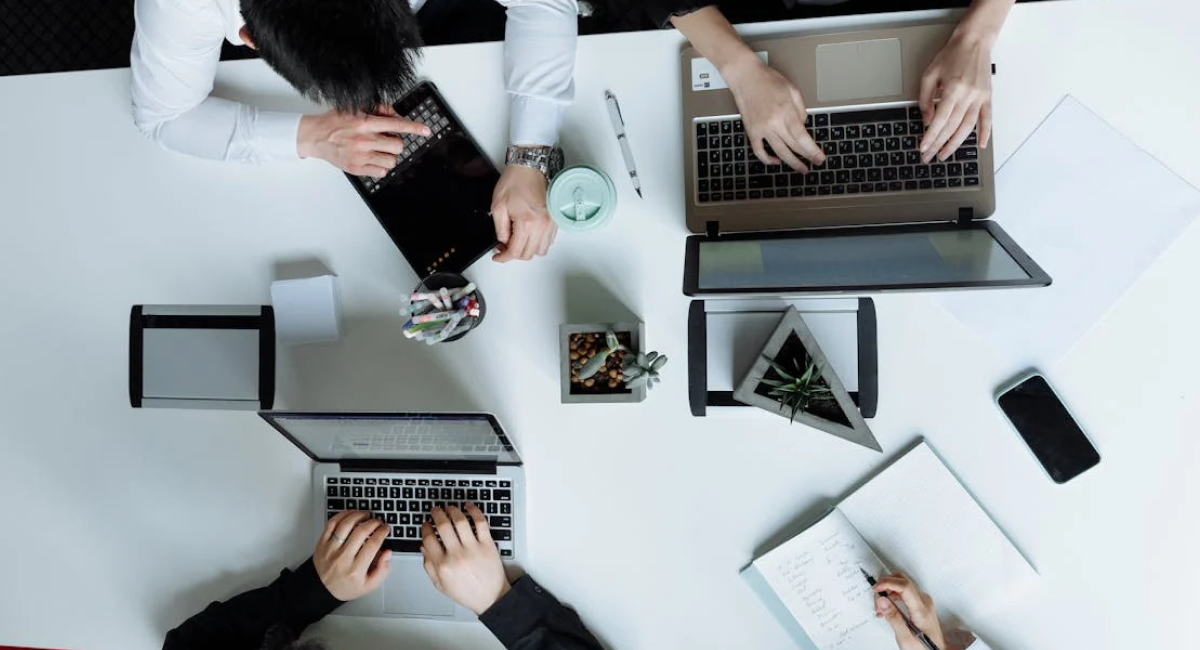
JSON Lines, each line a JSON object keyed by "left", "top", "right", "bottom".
{"left": 325, "top": 474, "right": 515, "bottom": 557}
{"left": 359, "top": 97, "right": 454, "bottom": 195}
{"left": 694, "top": 105, "right": 980, "bottom": 204}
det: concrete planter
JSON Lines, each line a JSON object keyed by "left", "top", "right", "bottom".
{"left": 733, "top": 307, "right": 880, "bottom": 451}
{"left": 560, "top": 322, "right": 646, "bottom": 404}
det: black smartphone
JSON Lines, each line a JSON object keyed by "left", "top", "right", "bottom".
{"left": 996, "top": 372, "right": 1100, "bottom": 483}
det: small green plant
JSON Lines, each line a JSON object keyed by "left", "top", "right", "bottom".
{"left": 624, "top": 351, "right": 667, "bottom": 390}
{"left": 760, "top": 354, "right": 832, "bottom": 423}
{"left": 577, "top": 330, "right": 626, "bottom": 380}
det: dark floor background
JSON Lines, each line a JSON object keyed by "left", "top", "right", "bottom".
{"left": 0, "top": 0, "right": 255, "bottom": 77}
{"left": 0, "top": 0, "right": 1041, "bottom": 78}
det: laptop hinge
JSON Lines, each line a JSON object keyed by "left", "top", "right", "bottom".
{"left": 705, "top": 220, "right": 720, "bottom": 239}
{"left": 957, "top": 207, "right": 974, "bottom": 226}
{"left": 337, "top": 459, "right": 497, "bottom": 474}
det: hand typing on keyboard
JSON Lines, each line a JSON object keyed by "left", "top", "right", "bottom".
{"left": 671, "top": 4, "right": 1015, "bottom": 173}
{"left": 723, "top": 57, "right": 826, "bottom": 172}
{"left": 313, "top": 510, "right": 391, "bottom": 602}
{"left": 669, "top": 8, "right": 824, "bottom": 173}
{"left": 420, "top": 503, "right": 511, "bottom": 615}
{"left": 297, "top": 105, "right": 431, "bottom": 178}
{"left": 917, "top": 2, "right": 1011, "bottom": 162}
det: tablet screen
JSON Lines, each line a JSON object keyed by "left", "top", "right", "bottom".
{"left": 350, "top": 84, "right": 499, "bottom": 277}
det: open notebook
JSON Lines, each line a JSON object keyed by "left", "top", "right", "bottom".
{"left": 741, "top": 442, "right": 1036, "bottom": 650}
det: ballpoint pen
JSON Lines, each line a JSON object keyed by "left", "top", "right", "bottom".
{"left": 860, "top": 568, "right": 940, "bottom": 650}
{"left": 604, "top": 89, "right": 642, "bottom": 198}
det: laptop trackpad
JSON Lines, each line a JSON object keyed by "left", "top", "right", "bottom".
{"left": 384, "top": 562, "right": 456, "bottom": 617}
{"left": 815, "top": 39, "right": 903, "bottom": 102}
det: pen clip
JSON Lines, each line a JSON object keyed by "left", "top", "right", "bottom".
{"left": 606, "top": 90, "right": 624, "bottom": 124}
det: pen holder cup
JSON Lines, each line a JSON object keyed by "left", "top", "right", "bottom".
{"left": 404, "top": 273, "right": 486, "bottom": 344}
{"left": 547, "top": 165, "right": 617, "bottom": 233}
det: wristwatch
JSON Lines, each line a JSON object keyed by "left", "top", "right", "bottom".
{"left": 505, "top": 145, "right": 565, "bottom": 181}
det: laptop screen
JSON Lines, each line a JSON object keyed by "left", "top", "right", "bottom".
{"left": 261, "top": 413, "right": 520, "bottom": 464}
{"left": 685, "top": 222, "right": 1050, "bottom": 295}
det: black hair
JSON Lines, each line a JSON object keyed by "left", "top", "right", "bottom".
{"left": 241, "top": 0, "right": 423, "bottom": 113}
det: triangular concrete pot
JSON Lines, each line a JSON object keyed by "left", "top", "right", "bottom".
{"left": 733, "top": 307, "right": 880, "bottom": 452}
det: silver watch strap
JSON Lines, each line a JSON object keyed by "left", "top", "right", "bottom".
{"left": 505, "top": 145, "right": 564, "bottom": 179}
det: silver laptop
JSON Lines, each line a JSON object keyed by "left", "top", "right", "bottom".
{"left": 680, "top": 23, "right": 1050, "bottom": 295}
{"left": 260, "top": 412, "right": 526, "bottom": 621}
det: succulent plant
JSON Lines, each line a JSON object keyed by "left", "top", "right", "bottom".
{"left": 760, "top": 354, "right": 833, "bottom": 424}
{"left": 577, "top": 330, "right": 626, "bottom": 380}
{"left": 624, "top": 351, "right": 667, "bottom": 390}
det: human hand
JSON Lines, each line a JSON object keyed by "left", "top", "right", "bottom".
{"left": 312, "top": 510, "right": 391, "bottom": 602}
{"left": 872, "top": 573, "right": 949, "bottom": 650}
{"left": 420, "top": 503, "right": 511, "bottom": 615}
{"left": 918, "top": 30, "right": 995, "bottom": 163}
{"left": 723, "top": 56, "right": 825, "bottom": 171}
{"left": 297, "top": 106, "right": 431, "bottom": 178}
{"left": 490, "top": 164, "right": 556, "bottom": 263}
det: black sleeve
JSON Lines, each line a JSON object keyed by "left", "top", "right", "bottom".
{"left": 162, "top": 558, "right": 343, "bottom": 650}
{"left": 479, "top": 576, "right": 605, "bottom": 650}
{"left": 643, "top": 1, "right": 717, "bottom": 28}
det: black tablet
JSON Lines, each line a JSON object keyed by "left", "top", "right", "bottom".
{"left": 683, "top": 220, "right": 1051, "bottom": 296}
{"left": 346, "top": 81, "right": 500, "bottom": 277}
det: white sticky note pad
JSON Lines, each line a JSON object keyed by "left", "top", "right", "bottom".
{"left": 270, "top": 275, "right": 344, "bottom": 345}
{"left": 691, "top": 52, "right": 768, "bottom": 91}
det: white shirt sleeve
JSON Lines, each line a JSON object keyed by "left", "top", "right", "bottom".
{"left": 497, "top": 0, "right": 578, "bottom": 146}
{"left": 130, "top": 0, "right": 302, "bottom": 162}
{"left": 966, "top": 639, "right": 992, "bottom": 650}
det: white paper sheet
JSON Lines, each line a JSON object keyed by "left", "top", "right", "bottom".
{"left": 840, "top": 443, "right": 1038, "bottom": 623}
{"left": 937, "top": 96, "right": 1200, "bottom": 366}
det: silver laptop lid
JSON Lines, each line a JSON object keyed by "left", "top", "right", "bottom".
{"left": 260, "top": 412, "right": 521, "bottom": 465}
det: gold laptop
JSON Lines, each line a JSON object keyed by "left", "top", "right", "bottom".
{"left": 680, "top": 23, "right": 1050, "bottom": 297}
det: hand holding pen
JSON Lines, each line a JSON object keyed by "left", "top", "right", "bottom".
{"left": 861, "top": 569, "right": 948, "bottom": 650}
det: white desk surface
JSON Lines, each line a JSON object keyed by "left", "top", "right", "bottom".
{"left": 2, "top": 1, "right": 1198, "bottom": 649}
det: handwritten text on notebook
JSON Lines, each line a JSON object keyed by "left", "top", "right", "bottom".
{"left": 758, "top": 511, "right": 895, "bottom": 650}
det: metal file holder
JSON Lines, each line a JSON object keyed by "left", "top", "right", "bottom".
{"left": 687, "top": 298, "right": 877, "bottom": 418}
{"left": 129, "top": 305, "right": 275, "bottom": 409}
